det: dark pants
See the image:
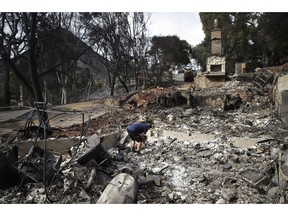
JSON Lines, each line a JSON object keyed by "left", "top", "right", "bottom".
{"left": 127, "top": 129, "right": 142, "bottom": 142}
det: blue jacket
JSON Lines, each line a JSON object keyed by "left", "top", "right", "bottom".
{"left": 127, "top": 122, "right": 149, "bottom": 135}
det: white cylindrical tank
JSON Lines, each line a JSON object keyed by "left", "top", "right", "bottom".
{"left": 96, "top": 173, "right": 138, "bottom": 204}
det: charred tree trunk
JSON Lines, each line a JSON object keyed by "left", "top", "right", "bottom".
{"left": 24, "top": 13, "right": 45, "bottom": 103}
{"left": 23, "top": 13, "right": 49, "bottom": 122}
{"left": 109, "top": 63, "right": 118, "bottom": 97}
{"left": 117, "top": 73, "right": 129, "bottom": 93}
{"left": 2, "top": 62, "right": 11, "bottom": 107}
{"left": 0, "top": 47, "right": 35, "bottom": 103}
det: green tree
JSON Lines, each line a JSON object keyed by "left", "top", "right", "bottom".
{"left": 191, "top": 40, "right": 210, "bottom": 72}
{"left": 194, "top": 13, "right": 232, "bottom": 71}
{"left": 258, "top": 12, "right": 288, "bottom": 66}
{"left": 196, "top": 12, "right": 261, "bottom": 72}
{"left": 148, "top": 35, "right": 191, "bottom": 85}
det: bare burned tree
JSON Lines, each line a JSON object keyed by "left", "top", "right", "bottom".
{"left": 0, "top": 13, "right": 35, "bottom": 105}
{"left": 80, "top": 12, "right": 150, "bottom": 96}
{"left": 128, "top": 12, "right": 151, "bottom": 90}
{"left": 38, "top": 12, "right": 91, "bottom": 104}
{"left": 0, "top": 12, "right": 50, "bottom": 124}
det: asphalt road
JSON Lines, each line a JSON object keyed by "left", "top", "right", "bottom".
{"left": 0, "top": 102, "right": 110, "bottom": 135}
{"left": 0, "top": 75, "right": 186, "bottom": 135}
{"left": 0, "top": 108, "right": 32, "bottom": 123}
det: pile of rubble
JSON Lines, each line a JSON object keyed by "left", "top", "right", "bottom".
{"left": 1, "top": 69, "right": 288, "bottom": 204}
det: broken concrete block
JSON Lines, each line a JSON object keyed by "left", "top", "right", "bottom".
{"left": 77, "top": 134, "right": 111, "bottom": 165}
{"left": 278, "top": 164, "right": 288, "bottom": 191}
{"left": 279, "top": 196, "right": 285, "bottom": 204}
{"left": 274, "top": 75, "right": 288, "bottom": 126}
{"left": 96, "top": 173, "right": 138, "bottom": 204}
{"left": 280, "top": 90, "right": 288, "bottom": 126}
{"left": 101, "top": 132, "right": 123, "bottom": 149}
{"left": 215, "top": 198, "right": 226, "bottom": 204}
{"left": 145, "top": 175, "right": 161, "bottom": 186}
{"left": 267, "top": 186, "right": 279, "bottom": 197}
{"left": 119, "top": 131, "right": 129, "bottom": 145}
{"left": 16, "top": 138, "right": 81, "bottom": 158}
{"left": 168, "top": 192, "right": 174, "bottom": 201}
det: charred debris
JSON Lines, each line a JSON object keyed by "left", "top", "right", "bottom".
{"left": 1, "top": 65, "right": 288, "bottom": 204}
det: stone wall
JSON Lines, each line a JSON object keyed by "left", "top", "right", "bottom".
{"left": 235, "top": 63, "right": 247, "bottom": 75}
{"left": 211, "top": 39, "right": 222, "bottom": 55}
{"left": 280, "top": 90, "right": 288, "bottom": 125}
{"left": 211, "top": 30, "right": 221, "bottom": 40}
{"left": 194, "top": 74, "right": 225, "bottom": 89}
{"left": 207, "top": 56, "right": 226, "bottom": 73}
{"left": 211, "top": 30, "right": 222, "bottom": 55}
{"left": 193, "top": 94, "right": 225, "bottom": 108}
{"left": 274, "top": 75, "right": 288, "bottom": 126}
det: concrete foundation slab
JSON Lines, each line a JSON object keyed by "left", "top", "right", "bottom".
{"left": 162, "top": 130, "right": 216, "bottom": 142}
{"left": 16, "top": 138, "right": 81, "bottom": 158}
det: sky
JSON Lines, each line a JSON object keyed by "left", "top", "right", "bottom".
{"left": 3, "top": 0, "right": 283, "bottom": 11}
{"left": 2, "top": 0, "right": 284, "bottom": 48}
{"left": 148, "top": 12, "right": 204, "bottom": 46}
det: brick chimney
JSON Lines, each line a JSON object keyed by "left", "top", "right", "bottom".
{"left": 206, "top": 19, "right": 226, "bottom": 73}
{"left": 211, "top": 19, "right": 222, "bottom": 55}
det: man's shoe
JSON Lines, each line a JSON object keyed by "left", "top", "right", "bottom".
{"left": 137, "top": 151, "right": 141, "bottom": 156}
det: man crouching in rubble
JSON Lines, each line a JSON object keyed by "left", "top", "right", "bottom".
{"left": 127, "top": 121, "right": 152, "bottom": 156}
